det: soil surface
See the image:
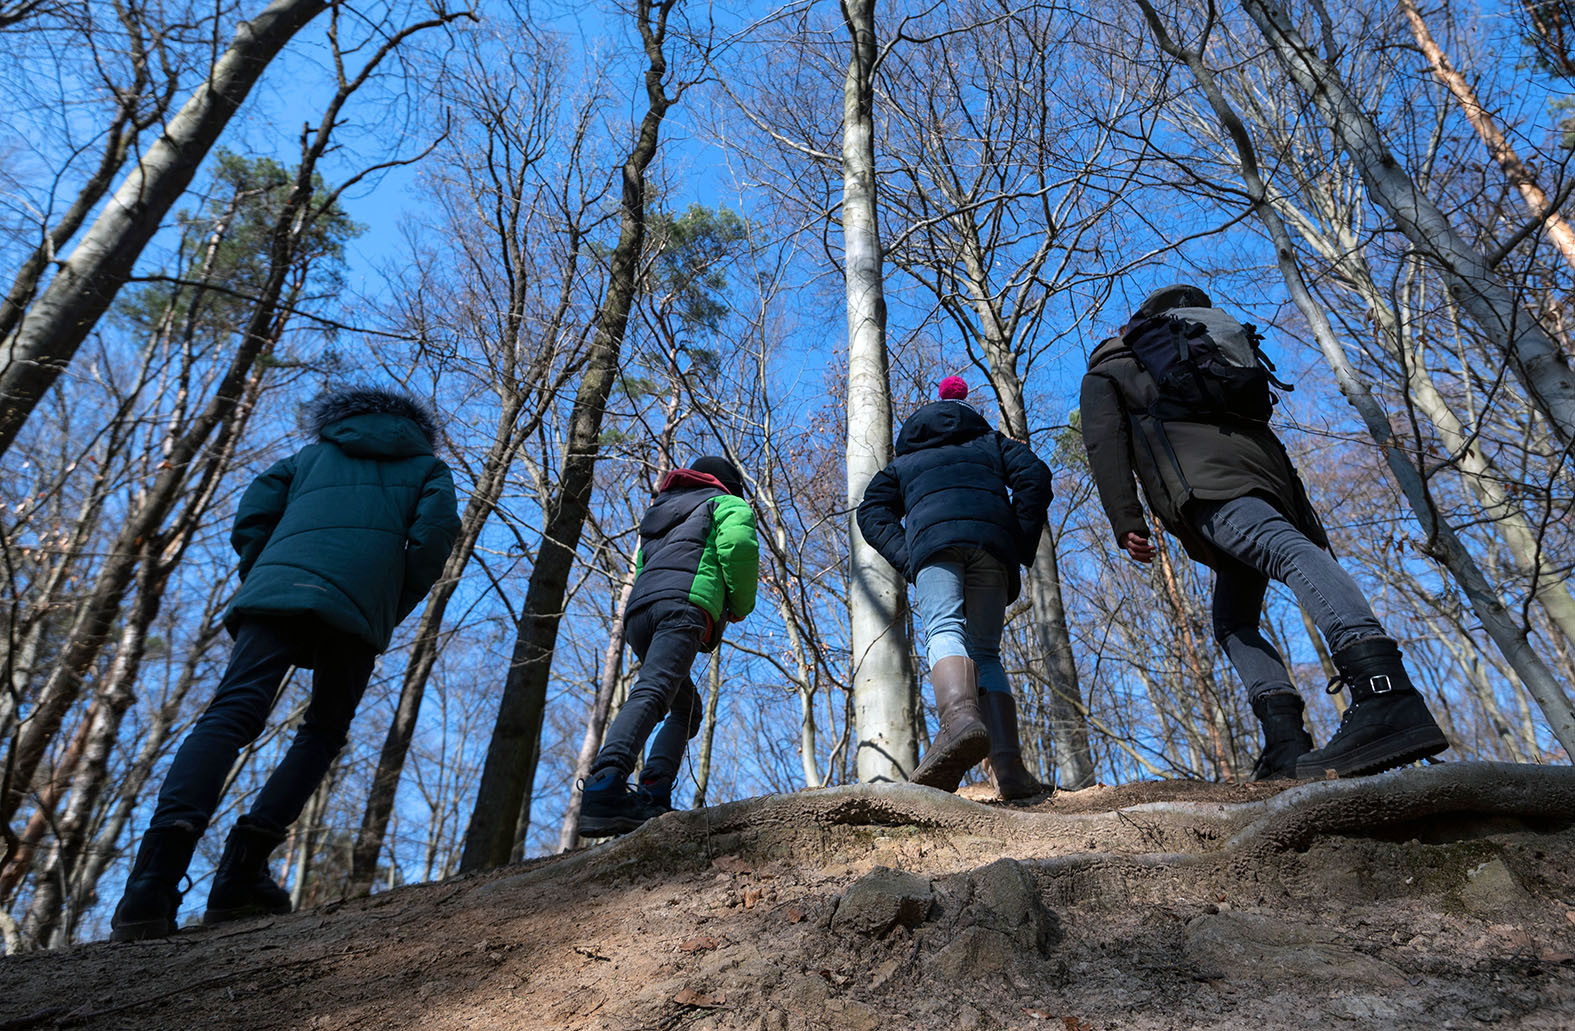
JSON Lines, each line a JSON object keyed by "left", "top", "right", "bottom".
{"left": 3, "top": 762, "right": 1574, "bottom": 1030}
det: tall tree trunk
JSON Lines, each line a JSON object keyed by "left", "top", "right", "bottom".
{"left": 556, "top": 567, "right": 635, "bottom": 853}
{"left": 841, "top": 0, "right": 917, "bottom": 784}
{"left": 1153, "top": 532, "right": 1236, "bottom": 778}
{"left": 60, "top": 615, "right": 221, "bottom": 944}
{"left": 22, "top": 550, "right": 164, "bottom": 945}
{"left": 0, "top": 0, "right": 329, "bottom": 457}
{"left": 1237, "top": 0, "right": 1575, "bottom": 446}
{"left": 691, "top": 649, "right": 723, "bottom": 807}
{"left": 953, "top": 227, "right": 1094, "bottom": 788}
{"left": 1398, "top": 0, "right": 1575, "bottom": 276}
{"left": 347, "top": 399, "right": 527, "bottom": 892}
{"left": 1135, "top": 0, "right": 1575, "bottom": 755}
{"left": 457, "top": 0, "right": 680, "bottom": 873}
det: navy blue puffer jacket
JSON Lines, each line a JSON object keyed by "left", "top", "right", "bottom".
{"left": 856, "top": 401, "right": 1052, "bottom": 601}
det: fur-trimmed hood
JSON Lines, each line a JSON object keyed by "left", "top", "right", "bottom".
{"left": 308, "top": 386, "right": 442, "bottom": 460}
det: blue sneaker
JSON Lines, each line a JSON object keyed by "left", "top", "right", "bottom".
{"left": 578, "top": 770, "right": 651, "bottom": 837}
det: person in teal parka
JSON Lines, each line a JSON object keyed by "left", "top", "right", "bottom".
{"left": 111, "top": 386, "right": 461, "bottom": 942}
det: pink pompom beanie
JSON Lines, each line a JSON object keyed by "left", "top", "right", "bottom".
{"left": 938, "top": 376, "right": 968, "bottom": 400}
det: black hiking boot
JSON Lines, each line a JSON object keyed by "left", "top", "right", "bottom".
{"left": 1249, "top": 692, "right": 1315, "bottom": 781}
{"left": 978, "top": 690, "right": 1048, "bottom": 801}
{"left": 204, "top": 816, "right": 293, "bottom": 924}
{"left": 636, "top": 771, "right": 676, "bottom": 817}
{"left": 1294, "top": 638, "right": 1449, "bottom": 779}
{"left": 909, "top": 656, "right": 990, "bottom": 793}
{"left": 110, "top": 821, "right": 200, "bottom": 942}
{"left": 578, "top": 769, "right": 652, "bottom": 837}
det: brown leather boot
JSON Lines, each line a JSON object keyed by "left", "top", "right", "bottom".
{"left": 978, "top": 691, "right": 1046, "bottom": 801}
{"left": 909, "top": 656, "right": 989, "bottom": 792}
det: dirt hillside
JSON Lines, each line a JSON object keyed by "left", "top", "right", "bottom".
{"left": 3, "top": 762, "right": 1574, "bottom": 1030}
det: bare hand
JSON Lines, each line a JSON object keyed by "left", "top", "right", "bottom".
{"left": 1121, "top": 531, "right": 1155, "bottom": 564}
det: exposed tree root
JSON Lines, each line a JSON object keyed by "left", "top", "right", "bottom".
{"left": 469, "top": 763, "right": 1575, "bottom": 902}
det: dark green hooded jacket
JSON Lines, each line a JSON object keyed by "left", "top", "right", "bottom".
{"left": 226, "top": 388, "right": 461, "bottom": 651}
{"left": 1079, "top": 336, "right": 1327, "bottom": 566}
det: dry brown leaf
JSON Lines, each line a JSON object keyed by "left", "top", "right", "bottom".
{"left": 712, "top": 855, "right": 753, "bottom": 875}
{"left": 679, "top": 936, "right": 720, "bottom": 953}
{"left": 786, "top": 907, "right": 806, "bottom": 924}
{"left": 742, "top": 886, "right": 764, "bottom": 909}
{"left": 673, "top": 988, "right": 726, "bottom": 1008}
{"left": 1023, "top": 1008, "right": 1052, "bottom": 1020}
{"left": 1064, "top": 1018, "right": 1095, "bottom": 1031}
{"left": 1565, "top": 910, "right": 1575, "bottom": 925}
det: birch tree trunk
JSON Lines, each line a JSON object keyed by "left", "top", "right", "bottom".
{"left": 1398, "top": 0, "right": 1575, "bottom": 276}
{"left": 556, "top": 566, "right": 635, "bottom": 853}
{"left": 691, "top": 649, "right": 723, "bottom": 808}
{"left": 1237, "top": 0, "right": 1575, "bottom": 446}
{"left": 458, "top": 0, "right": 681, "bottom": 873}
{"left": 0, "top": 0, "right": 329, "bottom": 457}
{"left": 841, "top": 0, "right": 917, "bottom": 784}
{"left": 1135, "top": 0, "right": 1575, "bottom": 755}
{"left": 59, "top": 616, "right": 221, "bottom": 944}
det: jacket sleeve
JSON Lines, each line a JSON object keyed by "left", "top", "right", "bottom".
{"left": 854, "top": 463, "right": 910, "bottom": 580}
{"left": 231, "top": 456, "right": 297, "bottom": 579}
{"left": 999, "top": 433, "right": 1052, "bottom": 565}
{"left": 713, "top": 495, "right": 759, "bottom": 620}
{"left": 397, "top": 459, "right": 462, "bottom": 622}
{"left": 1079, "top": 371, "right": 1150, "bottom": 545}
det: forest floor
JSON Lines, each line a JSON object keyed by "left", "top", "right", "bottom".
{"left": 2, "top": 762, "right": 1574, "bottom": 1030}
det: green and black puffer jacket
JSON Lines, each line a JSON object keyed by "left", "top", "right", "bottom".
{"left": 226, "top": 388, "right": 461, "bottom": 651}
{"left": 626, "top": 468, "right": 759, "bottom": 651}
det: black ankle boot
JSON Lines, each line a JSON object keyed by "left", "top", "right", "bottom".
{"left": 204, "top": 817, "right": 292, "bottom": 924}
{"left": 1294, "top": 638, "right": 1448, "bottom": 779}
{"left": 636, "top": 769, "right": 676, "bottom": 816}
{"left": 1249, "top": 693, "right": 1314, "bottom": 781}
{"left": 111, "top": 822, "right": 200, "bottom": 942}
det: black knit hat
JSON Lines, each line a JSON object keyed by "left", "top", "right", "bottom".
{"left": 690, "top": 456, "right": 744, "bottom": 497}
{"left": 1133, "top": 283, "right": 1213, "bottom": 320}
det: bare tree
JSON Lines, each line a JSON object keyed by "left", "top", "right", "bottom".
{"left": 459, "top": 0, "right": 691, "bottom": 873}
{"left": 0, "top": 0, "right": 338, "bottom": 457}
{"left": 1236, "top": 0, "right": 1575, "bottom": 445}
{"left": 840, "top": 0, "right": 917, "bottom": 784}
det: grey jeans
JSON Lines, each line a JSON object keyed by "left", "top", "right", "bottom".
{"left": 1191, "top": 495, "right": 1384, "bottom": 703}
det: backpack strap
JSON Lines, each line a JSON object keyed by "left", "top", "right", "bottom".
{"left": 1240, "top": 322, "right": 1294, "bottom": 392}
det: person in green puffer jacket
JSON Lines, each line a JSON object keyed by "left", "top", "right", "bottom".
{"left": 577, "top": 456, "right": 759, "bottom": 837}
{"left": 111, "top": 387, "right": 460, "bottom": 943}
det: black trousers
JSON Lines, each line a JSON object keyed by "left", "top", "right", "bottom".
{"left": 150, "top": 616, "right": 376, "bottom": 834}
{"left": 592, "top": 602, "right": 708, "bottom": 787}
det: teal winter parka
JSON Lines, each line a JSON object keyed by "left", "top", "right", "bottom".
{"left": 225, "top": 388, "right": 462, "bottom": 651}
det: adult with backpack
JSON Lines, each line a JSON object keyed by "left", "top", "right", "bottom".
{"left": 1079, "top": 283, "right": 1448, "bottom": 780}
{"left": 857, "top": 377, "right": 1053, "bottom": 799}
{"left": 111, "top": 386, "right": 461, "bottom": 941}
{"left": 577, "top": 457, "right": 759, "bottom": 837}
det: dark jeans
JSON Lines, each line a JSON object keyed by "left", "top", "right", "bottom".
{"left": 150, "top": 616, "right": 376, "bottom": 834}
{"left": 593, "top": 603, "right": 707, "bottom": 786}
{"left": 1191, "top": 495, "right": 1385, "bottom": 704}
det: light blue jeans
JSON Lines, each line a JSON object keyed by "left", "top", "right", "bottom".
{"left": 912, "top": 546, "right": 1011, "bottom": 694}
